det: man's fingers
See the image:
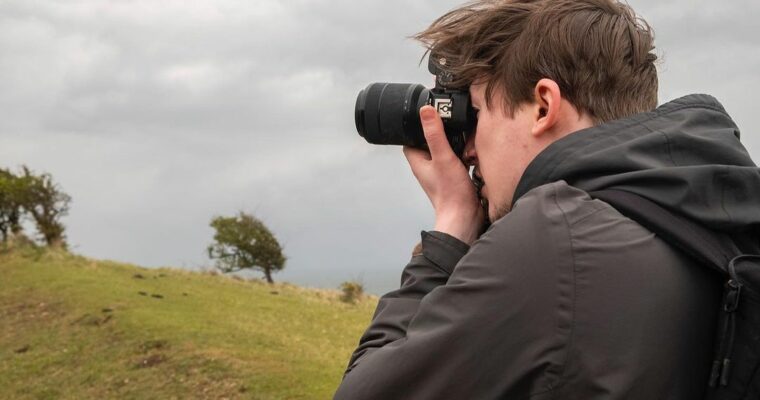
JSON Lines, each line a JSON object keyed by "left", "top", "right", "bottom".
{"left": 420, "top": 106, "right": 455, "bottom": 161}
{"left": 403, "top": 145, "right": 431, "bottom": 165}
{"left": 402, "top": 146, "right": 432, "bottom": 182}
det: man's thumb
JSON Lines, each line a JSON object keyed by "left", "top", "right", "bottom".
{"left": 420, "top": 106, "right": 453, "bottom": 160}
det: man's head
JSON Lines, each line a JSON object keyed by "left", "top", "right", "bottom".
{"left": 415, "top": 0, "right": 658, "bottom": 221}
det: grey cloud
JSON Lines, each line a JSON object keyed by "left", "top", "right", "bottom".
{"left": 0, "top": 0, "right": 443, "bottom": 137}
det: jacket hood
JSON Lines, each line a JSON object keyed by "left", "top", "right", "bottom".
{"left": 513, "top": 94, "right": 760, "bottom": 232}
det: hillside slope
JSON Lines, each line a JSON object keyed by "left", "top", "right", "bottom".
{"left": 0, "top": 247, "right": 379, "bottom": 399}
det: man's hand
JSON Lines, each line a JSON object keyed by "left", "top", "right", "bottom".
{"left": 403, "top": 106, "right": 486, "bottom": 245}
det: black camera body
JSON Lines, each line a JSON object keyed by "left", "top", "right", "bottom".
{"left": 354, "top": 56, "right": 477, "bottom": 158}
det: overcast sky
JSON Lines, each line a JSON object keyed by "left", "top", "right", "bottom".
{"left": 1, "top": 0, "right": 758, "bottom": 295}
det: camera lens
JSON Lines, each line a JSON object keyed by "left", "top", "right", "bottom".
{"left": 355, "top": 83, "right": 429, "bottom": 148}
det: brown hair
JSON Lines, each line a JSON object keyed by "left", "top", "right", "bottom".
{"left": 414, "top": 0, "right": 658, "bottom": 123}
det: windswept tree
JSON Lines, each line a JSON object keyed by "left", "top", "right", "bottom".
{"left": 20, "top": 166, "right": 71, "bottom": 248}
{"left": 207, "top": 212, "right": 286, "bottom": 284}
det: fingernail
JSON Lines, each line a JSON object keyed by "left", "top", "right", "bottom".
{"left": 421, "top": 107, "right": 435, "bottom": 122}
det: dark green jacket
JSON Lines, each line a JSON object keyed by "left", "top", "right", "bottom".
{"left": 334, "top": 95, "right": 760, "bottom": 399}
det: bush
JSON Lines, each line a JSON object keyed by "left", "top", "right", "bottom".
{"left": 339, "top": 281, "right": 364, "bottom": 304}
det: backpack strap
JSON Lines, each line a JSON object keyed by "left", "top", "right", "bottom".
{"left": 590, "top": 189, "right": 741, "bottom": 276}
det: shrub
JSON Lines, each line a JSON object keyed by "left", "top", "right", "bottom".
{"left": 339, "top": 281, "right": 364, "bottom": 304}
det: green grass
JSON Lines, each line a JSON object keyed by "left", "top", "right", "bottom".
{"left": 0, "top": 245, "right": 378, "bottom": 399}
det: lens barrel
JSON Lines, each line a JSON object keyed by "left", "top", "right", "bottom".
{"left": 355, "top": 83, "right": 429, "bottom": 148}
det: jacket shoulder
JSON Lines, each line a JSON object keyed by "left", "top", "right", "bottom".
{"left": 490, "top": 180, "right": 609, "bottom": 236}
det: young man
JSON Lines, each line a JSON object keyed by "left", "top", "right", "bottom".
{"left": 335, "top": 0, "right": 760, "bottom": 398}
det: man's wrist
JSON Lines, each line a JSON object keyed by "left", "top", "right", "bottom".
{"left": 433, "top": 212, "right": 480, "bottom": 245}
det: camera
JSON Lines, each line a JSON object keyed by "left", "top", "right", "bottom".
{"left": 354, "top": 56, "right": 478, "bottom": 159}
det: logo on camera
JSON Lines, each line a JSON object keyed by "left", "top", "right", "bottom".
{"left": 434, "top": 99, "right": 453, "bottom": 119}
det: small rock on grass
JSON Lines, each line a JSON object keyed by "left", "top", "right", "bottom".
{"left": 14, "top": 345, "right": 30, "bottom": 354}
{"left": 140, "top": 339, "right": 168, "bottom": 352}
{"left": 136, "top": 353, "right": 166, "bottom": 368}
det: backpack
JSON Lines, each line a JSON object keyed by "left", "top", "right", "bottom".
{"left": 590, "top": 189, "right": 760, "bottom": 400}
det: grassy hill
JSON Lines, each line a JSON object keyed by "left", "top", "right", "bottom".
{"left": 0, "top": 245, "right": 379, "bottom": 399}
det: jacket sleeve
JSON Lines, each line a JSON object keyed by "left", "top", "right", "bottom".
{"left": 333, "top": 188, "right": 574, "bottom": 400}
{"left": 340, "top": 230, "right": 470, "bottom": 377}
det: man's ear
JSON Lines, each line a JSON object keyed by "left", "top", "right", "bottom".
{"left": 531, "top": 79, "right": 561, "bottom": 137}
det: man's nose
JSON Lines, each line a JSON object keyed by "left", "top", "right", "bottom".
{"left": 463, "top": 133, "right": 477, "bottom": 166}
